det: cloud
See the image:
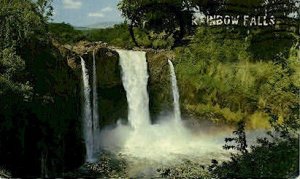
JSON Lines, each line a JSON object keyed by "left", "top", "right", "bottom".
{"left": 88, "top": 12, "right": 105, "bottom": 17}
{"left": 52, "top": 10, "right": 57, "bottom": 16}
{"left": 88, "top": 6, "right": 113, "bottom": 18}
{"left": 101, "top": 6, "right": 113, "bottom": 12}
{"left": 62, "top": 0, "right": 82, "bottom": 9}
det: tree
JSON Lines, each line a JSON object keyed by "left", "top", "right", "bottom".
{"left": 118, "top": 0, "right": 299, "bottom": 47}
{"left": 209, "top": 118, "right": 299, "bottom": 178}
{"left": 118, "top": 0, "right": 196, "bottom": 46}
{"left": 0, "top": 0, "right": 53, "bottom": 97}
{"left": 0, "top": 0, "right": 52, "bottom": 48}
{"left": 223, "top": 121, "right": 248, "bottom": 154}
{"left": 0, "top": 1, "right": 53, "bottom": 175}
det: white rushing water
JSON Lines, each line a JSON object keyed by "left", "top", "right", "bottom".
{"left": 80, "top": 54, "right": 100, "bottom": 162}
{"left": 117, "top": 49, "right": 151, "bottom": 129}
{"left": 80, "top": 57, "right": 94, "bottom": 162}
{"left": 168, "top": 60, "right": 181, "bottom": 122}
{"left": 92, "top": 50, "right": 99, "bottom": 132}
{"left": 92, "top": 50, "right": 100, "bottom": 155}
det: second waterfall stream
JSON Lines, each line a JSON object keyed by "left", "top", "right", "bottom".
{"left": 80, "top": 50, "right": 100, "bottom": 162}
{"left": 168, "top": 59, "right": 181, "bottom": 122}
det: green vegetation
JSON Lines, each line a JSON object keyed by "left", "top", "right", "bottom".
{"left": 209, "top": 120, "right": 299, "bottom": 178}
{"left": 0, "top": 0, "right": 299, "bottom": 178}
{"left": 0, "top": 0, "right": 51, "bottom": 97}
{"left": 47, "top": 22, "right": 173, "bottom": 49}
{"left": 170, "top": 24, "right": 299, "bottom": 177}
{"left": 83, "top": 23, "right": 134, "bottom": 48}
{"left": 49, "top": 23, "right": 85, "bottom": 44}
{"left": 158, "top": 160, "right": 211, "bottom": 178}
{"left": 118, "top": 0, "right": 299, "bottom": 47}
{"left": 175, "top": 26, "right": 299, "bottom": 129}
{"left": 65, "top": 152, "right": 128, "bottom": 178}
{"left": 118, "top": 0, "right": 196, "bottom": 46}
{"left": 0, "top": 0, "right": 84, "bottom": 177}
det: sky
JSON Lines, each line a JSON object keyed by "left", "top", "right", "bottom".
{"left": 51, "top": 0, "right": 124, "bottom": 27}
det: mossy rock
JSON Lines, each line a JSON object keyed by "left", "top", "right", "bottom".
{"left": 82, "top": 48, "right": 127, "bottom": 127}
{"left": 147, "top": 51, "right": 175, "bottom": 119}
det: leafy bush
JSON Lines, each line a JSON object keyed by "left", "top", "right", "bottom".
{"left": 83, "top": 23, "right": 175, "bottom": 49}
{"left": 209, "top": 120, "right": 299, "bottom": 178}
{"left": 65, "top": 152, "right": 128, "bottom": 178}
{"left": 158, "top": 160, "right": 211, "bottom": 178}
{"left": 83, "top": 23, "right": 134, "bottom": 48}
{"left": 151, "top": 33, "right": 175, "bottom": 49}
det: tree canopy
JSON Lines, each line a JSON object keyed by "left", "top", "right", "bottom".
{"left": 0, "top": 0, "right": 53, "bottom": 49}
{"left": 118, "top": 0, "right": 197, "bottom": 46}
{"left": 118, "top": 0, "right": 299, "bottom": 47}
{"left": 0, "top": 0, "right": 53, "bottom": 100}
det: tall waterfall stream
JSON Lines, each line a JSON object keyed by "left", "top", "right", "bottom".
{"left": 80, "top": 57, "right": 94, "bottom": 162}
{"left": 81, "top": 53, "right": 100, "bottom": 162}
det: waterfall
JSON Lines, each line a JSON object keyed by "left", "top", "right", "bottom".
{"left": 92, "top": 50, "right": 99, "bottom": 132}
{"left": 80, "top": 56, "right": 94, "bottom": 162}
{"left": 117, "top": 49, "right": 150, "bottom": 129}
{"left": 168, "top": 60, "right": 181, "bottom": 121}
{"left": 97, "top": 50, "right": 229, "bottom": 174}
{"left": 99, "top": 50, "right": 226, "bottom": 169}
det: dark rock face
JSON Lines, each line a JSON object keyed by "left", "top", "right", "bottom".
{"left": 95, "top": 48, "right": 121, "bottom": 88}
{"left": 147, "top": 51, "right": 174, "bottom": 121}
{"left": 78, "top": 46, "right": 175, "bottom": 126}
{"left": 0, "top": 41, "right": 85, "bottom": 178}
{"left": 25, "top": 43, "right": 85, "bottom": 177}
{"left": 81, "top": 48, "right": 128, "bottom": 127}
{"left": 96, "top": 48, "right": 128, "bottom": 127}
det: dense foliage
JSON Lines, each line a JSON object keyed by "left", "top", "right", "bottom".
{"left": 49, "top": 23, "right": 85, "bottom": 44}
{"left": 209, "top": 120, "right": 299, "bottom": 178}
{"left": 83, "top": 23, "right": 134, "bottom": 48}
{"left": 81, "top": 23, "right": 176, "bottom": 49}
{"left": 0, "top": 0, "right": 84, "bottom": 177}
{"left": 0, "top": 0, "right": 51, "bottom": 98}
{"left": 118, "top": 0, "right": 299, "bottom": 47}
{"left": 175, "top": 26, "right": 299, "bottom": 128}
{"left": 65, "top": 152, "right": 128, "bottom": 178}
{"left": 158, "top": 160, "right": 211, "bottom": 178}
{"left": 118, "top": 0, "right": 197, "bottom": 46}
{"left": 171, "top": 22, "right": 299, "bottom": 177}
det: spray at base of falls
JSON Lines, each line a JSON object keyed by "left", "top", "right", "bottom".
{"left": 81, "top": 55, "right": 100, "bottom": 163}
{"left": 99, "top": 50, "right": 227, "bottom": 166}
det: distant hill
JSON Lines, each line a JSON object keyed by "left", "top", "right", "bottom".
{"left": 75, "top": 21, "right": 123, "bottom": 30}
